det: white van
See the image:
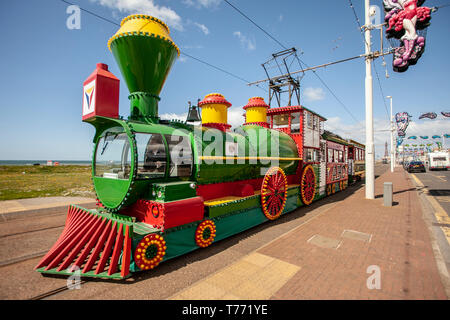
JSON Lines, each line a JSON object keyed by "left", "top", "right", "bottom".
{"left": 428, "top": 151, "right": 449, "bottom": 170}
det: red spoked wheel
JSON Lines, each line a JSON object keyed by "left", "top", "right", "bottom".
{"left": 300, "top": 165, "right": 316, "bottom": 205}
{"left": 134, "top": 234, "right": 166, "bottom": 271}
{"left": 195, "top": 220, "right": 217, "bottom": 248}
{"left": 261, "top": 167, "right": 287, "bottom": 220}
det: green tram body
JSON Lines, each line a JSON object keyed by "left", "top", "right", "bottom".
{"left": 36, "top": 113, "right": 354, "bottom": 279}
{"left": 35, "top": 14, "right": 364, "bottom": 280}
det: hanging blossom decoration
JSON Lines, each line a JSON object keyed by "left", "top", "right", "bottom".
{"left": 383, "top": 0, "right": 432, "bottom": 72}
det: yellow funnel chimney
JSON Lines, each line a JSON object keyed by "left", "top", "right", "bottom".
{"left": 243, "top": 97, "right": 269, "bottom": 128}
{"left": 198, "top": 93, "right": 232, "bottom": 131}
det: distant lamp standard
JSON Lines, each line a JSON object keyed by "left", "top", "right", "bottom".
{"left": 386, "top": 95, "right": 395, "bottom": 172}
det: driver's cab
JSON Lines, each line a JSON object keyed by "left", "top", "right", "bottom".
{"left": 92, "top": 121, "right": 195, "bottom": 210}
{"left": 94, "top": 126, "right": 193, "bottom": 181}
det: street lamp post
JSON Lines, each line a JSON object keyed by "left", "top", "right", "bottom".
{"left": 386, "top": 95, "right": 395, "bottom": 172}
{"left": 364, "top": 0, "right": 375, "bottom": 199}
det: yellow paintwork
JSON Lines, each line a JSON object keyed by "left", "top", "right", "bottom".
{"left": 204, "top": 184, "right": 299, "bottom": 207}
{"left": 107, "top": 14, "right": 179, "bottom": 55}
{"left": 201, "top": 103, "right": 228, "bottom": 124}
{"left": 199, "top": 156, "right": 302, "bottom": 161}
{"left": 246, "top": 106, "right": 268, "bottom": 123}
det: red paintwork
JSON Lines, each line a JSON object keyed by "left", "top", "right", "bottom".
{"left": 243, "top": 97, "right": 269, "bottom": 110}
{"left": 108, "top": 224, "right": 124, "bottom": 275}
{"left": 96, "top": 221, "right": 117, "bottom": 274}
{"left": 45, "top": 212, "right": 98, "bottom": 270}
{"left": 232, "top": 184, "right": 254, "bottom": 197}
{"left": 201, "top": 123, "right": 232, "bottom": 131}
{"left": 243, "top": 122, "right": 269, "bottom": 128}
{"left": 326, "top": 162, "right": 348, "bottom": 184}
{"left": 327, "top": 140, "right": 345, "bottom": 151}
{"left": 290, "top": 133, "right": 303, "bottom": 158}
{"left": 82, "top": 63, "right": 119, "bottom": 121}
{"left": 266, "top": 106, "right": 306, "bottom": 159}
{"left": 198, "top": 93, "right": 232, "bottom": 107}
{"left": 196, "top": 174, "right": 299, "bottom": 201}
{"left": 267, "top": 105, "right": 304, "bottom": 115}
{"left": 83, "top": 219, "right": 112, "bottom": 273}
{"left": 56, "top": 215, "right": 103, "bottom": 271}
{"left": 121, "top": 225, "right": 131, "bottom": 278}
{"left": 124, "top": 197, "right": 205, "bottom": 231}
{"left": 70, "top": 217, "right": 108, "bottom": 271}
{"left": 36, "top": 206, "right": 132, "bottom": 278}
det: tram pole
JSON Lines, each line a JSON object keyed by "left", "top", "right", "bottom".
{"left": 387, "top": 95, "right": 394, "bottom": 172}
{"left": 364, "top": 0, "right": 375, "bottom": 199}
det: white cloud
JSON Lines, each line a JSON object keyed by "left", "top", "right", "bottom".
{"left": 303, "top": 87, "right": 325, "bottom": 101}
{"left": 324, "top": 116, "right": 450, "bottom": 158}
{"left": 227, "top": 107, "right": 246, "bottom": 128}
{"left": 159, "top": 107, "right": 245, "bottom": 129}
{"left": 233, "top": 31, "right": 256, "bottom": 51}
{"left": 279, "top": 14, "right": 283, "bottom": 22}
{"left": 194, "top": 22, "right": 210, "bottom": 35}
{"left": 160, "top": 112, "right": 188, "bottom": 122}
{"left": 94, "top": 0, "right": 183, "bottom": 31}
{"left": 183, "top": 0, "right": 221, "bottom": 9}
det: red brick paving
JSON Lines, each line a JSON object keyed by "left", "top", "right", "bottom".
{"left": 259, "top": 167, "right": 448, "bottom": 300}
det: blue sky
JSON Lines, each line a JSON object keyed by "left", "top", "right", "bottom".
{"left": 1, "top": 0, "right": 449, "bottom": 160}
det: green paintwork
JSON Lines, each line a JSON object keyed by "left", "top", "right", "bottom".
{"left": 86, "top": 116, "right": 302, "bottom": 209}
{"left": 206, "top": 186, "right": 299, "bottom": 219}
{"left": 195, "top": 125, "right": 299, "bottom": 184}
{"left": 150, "top": 181, "right": 197, "bottom": 202}
{"left": 93, "top": 177, "right": 131, "bottom": 209}
{"left": 87, "top": 117, "right": 194, "bottom": 211}
{"left": 36, "top": 267, "right": 130, "bottom": 280}
{"left": 156, "top": 192, "right": 299, "bottom": 265}
{"left": 110, "top": 35, "right": 178, "bottom": 120}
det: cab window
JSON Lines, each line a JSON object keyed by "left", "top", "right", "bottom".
{"left": 272, "top": 114, "right": 289, "bottom": 129}
{"left": 291, "top": 112, "right": 300, "bottom": 133}
{"left": 95, "top": 127, "right": 131, "bottom": 179}
{"left": 135, "top": 133, "right": 167, "bottom": 179}
{"left": 165, "top": 135, "right": 193, "bottom": 177}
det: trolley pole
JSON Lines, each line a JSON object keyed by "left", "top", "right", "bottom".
{"left": 387, "top": 95, "right": 394, "bottom": 172}
{"left": 364, "top": 0, "right": 375, "bottom": 199}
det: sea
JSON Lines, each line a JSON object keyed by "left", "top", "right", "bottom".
{"left": 0, "top": 160, "right": 91, "bottom": 166}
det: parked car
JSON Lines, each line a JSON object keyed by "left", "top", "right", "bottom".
{"left": 407, "top": 161, "right": 426, "bottom": 173}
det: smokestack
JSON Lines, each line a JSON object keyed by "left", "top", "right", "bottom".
{"left": 243, "top": 97, "right": 270, "bottom": 128}
{"left": 108, "top": 15, "right": 179, "bottom": 122}
{"left": 198, "top": 93, "right": 232, "bottom": 131}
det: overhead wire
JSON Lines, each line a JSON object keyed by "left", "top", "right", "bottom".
{"left": 56, "top": 0, "right": 268, "bottom": 95}
{"left": 348, "top": 0, "right": 391, "bottom": 122}
{"left": 223, "top": 0, "right": 360, "bottom": 124}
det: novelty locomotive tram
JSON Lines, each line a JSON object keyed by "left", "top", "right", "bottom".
{"left": 35, "top": 15, "right": 365, "bottom": 279}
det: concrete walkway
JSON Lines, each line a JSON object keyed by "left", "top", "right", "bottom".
{"left": 0, "top": 197, "right": 96, "bottom": 220}
{"left": 170, "top": 167, "right": 450, "bottom": 300}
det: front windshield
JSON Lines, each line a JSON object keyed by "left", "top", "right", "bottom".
{"left": 95, "top": 127, "right": 131, "bottom": 179}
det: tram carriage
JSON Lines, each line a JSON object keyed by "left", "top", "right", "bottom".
{"left": 35, "top": 14, "right": 365, "bottom": 279}
{"left": 347, "top": 139, "right": 366, "bottom": 183}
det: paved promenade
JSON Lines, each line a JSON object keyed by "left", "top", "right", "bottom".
{"left": 0, "top": 196, "right": 95, "bottom": 220}
{"left": 171, "top": 167, "right": 450, "bottom": 300}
